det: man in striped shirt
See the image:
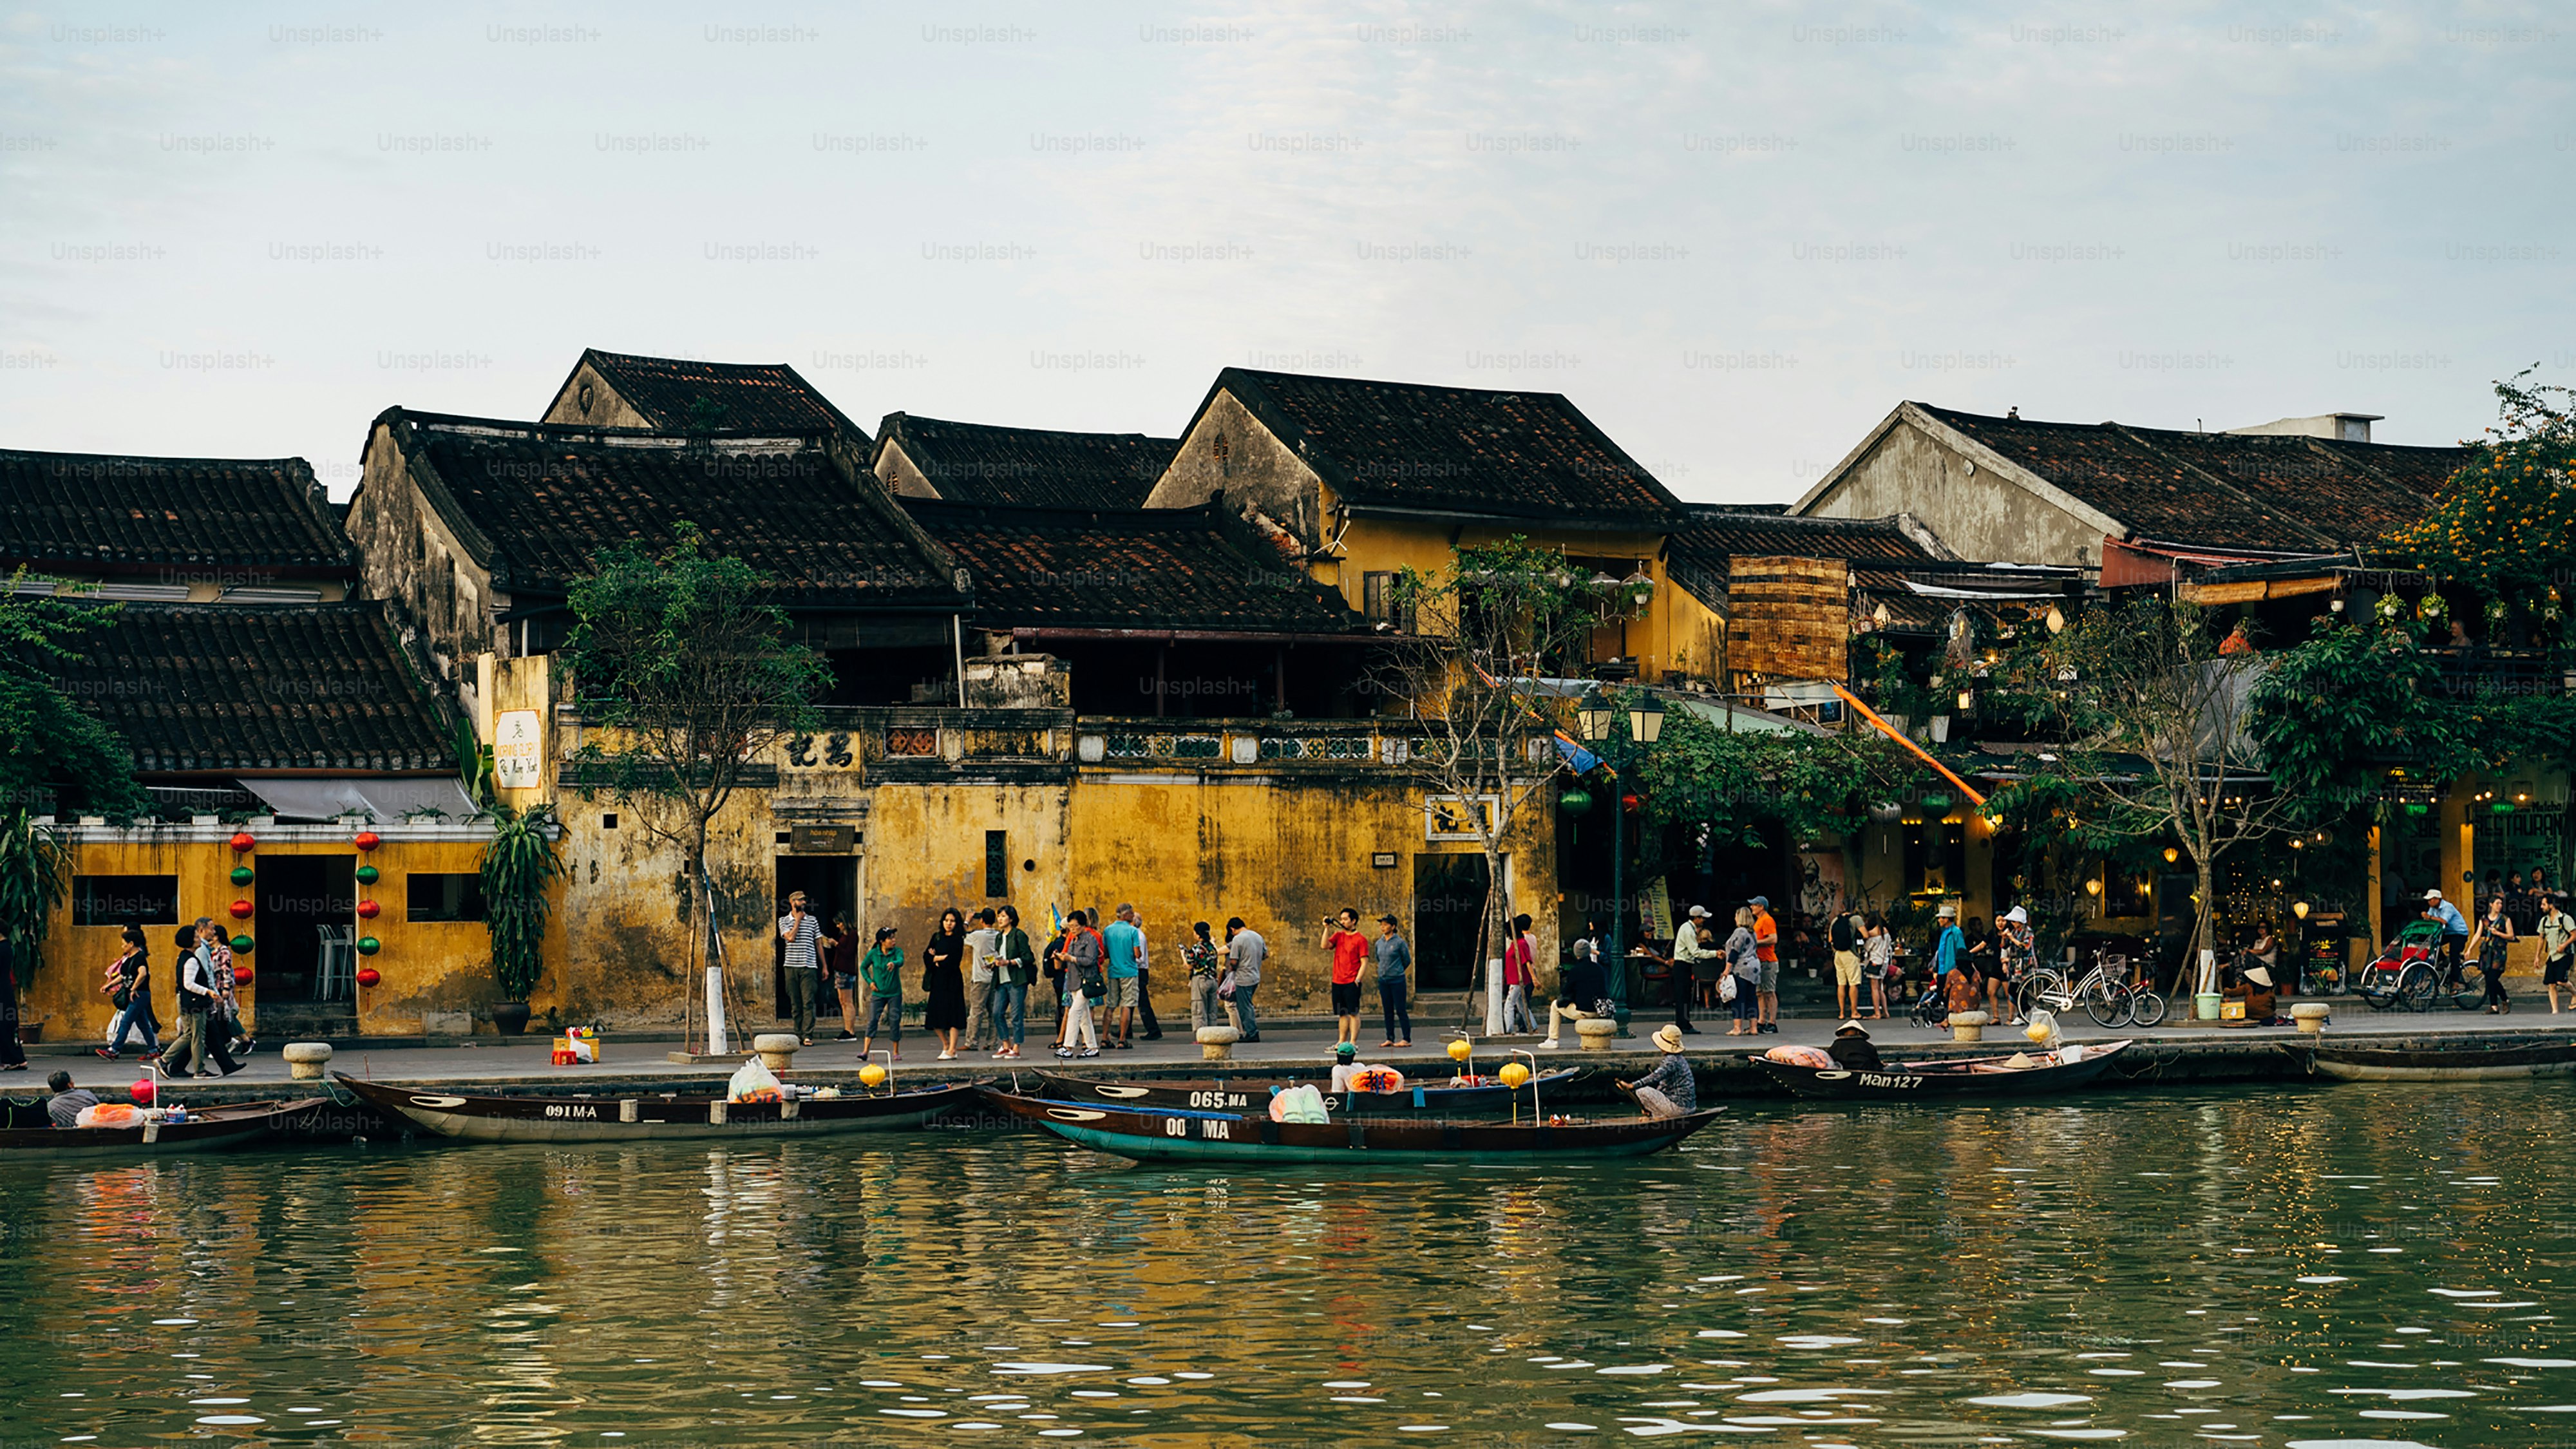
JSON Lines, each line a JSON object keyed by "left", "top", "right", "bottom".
{"left": 779, "top": 892, "right": 822, "bottom": 1045}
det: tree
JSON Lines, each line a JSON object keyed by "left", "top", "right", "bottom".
{"left": 1376, "top": 538, "right": 1650, "bottom": 1032}
{"left": 0, "top": 569, "right": 147, "bottom": 820}
{"left": 1996, "top": 596, "right": 2292, "bottom": 995}
{"left": 480, "top": 802, "right": 563, "bottom": 1005}
{"left": 2390, "top": 367, "right": 2575, "bottom": 616}
{"left": 564, "top": 526, "right": 828, "bottom": 1051}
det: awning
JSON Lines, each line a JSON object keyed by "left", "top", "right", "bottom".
{"left": 239, "top": 777, "right": 479, "bottom": 822}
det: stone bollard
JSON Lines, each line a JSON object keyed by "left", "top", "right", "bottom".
{"left": 1949, "top": 1010, "right": 1992, "bottom": 1043}
{"left": 752, "top": 1033, "right": 800, "bottom": 1074}
{"left": 1575, "top": 1017, "right": 1622, "bottom": 1052}
{"left": 282, "top": 1041, "right": 333, "bottom": 1081}
{"left": 1196, "top": 1025, "right": 1241, "bottom": 1062}
{"left": 2291, "top": 1002, "right": 2331, "bottom": 1035}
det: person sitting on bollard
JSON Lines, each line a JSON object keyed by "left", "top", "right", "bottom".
{"left": 1539, "top": 938, "right": 1613, "bottom": 1049}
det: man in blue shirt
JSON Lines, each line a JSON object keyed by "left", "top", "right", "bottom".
{"left": 1932, "top": 903, "right": 1965, "bottom": 979}
{"left": 2423, "top": 889, "right": 2472, "bottom": 978}
{"left": 1102, "top": 904, "right": 1147, "bottom": 1050}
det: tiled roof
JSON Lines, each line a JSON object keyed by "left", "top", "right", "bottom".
{"left": 902, "top": 499, "right": 1365, "bottom": 634}
{"left": 1918, "top": 404, "right": 2465, "bottom": 550}
{"left": 876, "top": 413, "right": 1175, "bottom": 509}
{"left": 377, "top": 410, "right": 961, "bottom": 608}
{"left": 0, "top": 448, "right": 348, "bottom": 573}
{"left": 1211, "top": 367, "right": 1683, "bottom": 523}
{"left": 1667, "top": 507, "right": 1937, "bottom": 607}
{"left": 55, "top": 604, "right": 452, "bottom": 774}
{"left": 571, "top": 350, "right": 862, "bottom": 437}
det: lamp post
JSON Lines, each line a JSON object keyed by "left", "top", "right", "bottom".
{"left": 1577, "top": 687, "right": 1665, "bottom": 1036}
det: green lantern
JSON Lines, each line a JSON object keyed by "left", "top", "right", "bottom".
{"left": 231, "top": 934, "right": 254, "bottom": 954}
{"left": 355, "top": 936, "right": 381, "bottom": 956}
{"left": 1922, "top": 792, "right": 1953, "bottom": 810}
{"left": 356, "top": 864, "right": 380, "bottom": 885}
{"left": 1560, "top": 787, "right": 1593, "bottom": 815}
{"left": 229, "top": 865, "right": 254, "bottom": 886}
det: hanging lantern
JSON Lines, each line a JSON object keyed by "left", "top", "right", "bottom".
{"left": 355, "top": 936, "right": 381, "bottom": 956}
{"left": 1446, "top": 1038, "right": 1473, "bottom": 1063}
{"left": 227, "top": 899, "right": 253, "bottom": 920}
{"left": 1620, "top": 793, "right": 1642, "bottom": 813}
{"left": 1498, "top": 1061, "right": 1532, "bottom": 1088}
{"left": 230, "top": 936, "right": 253, "bottom": 957}
{"left": 355, "top": 864, "right": 380, "bottom": 886}
{"left": 353, "top": 831, "right": 381, "bottom": 851}
{"left": 355, "top": 899, "right": 381, "bottom": 920}
{"left": 229, "top": 865, "right": 254, "bottom": 886}
{"left": 857, "top": 1063, "right": 889, "bottom": 1088}
{"left": 228, "top": 831, "right": 256, "bottom": 853}
{"left": 130, "top": 1078, "right": 156, "bottom": 1106}
{"left": 232, "top": 965, "right": 253, "bottom": 984}
{"left": 1559, "top": 787, "right": 1593, "bottom": 815}
{"left": 355, "top": 966, "right": 381, "bottom": 988}
{"left": 1922, "top": 793, "right": 1953, "bottom": 811}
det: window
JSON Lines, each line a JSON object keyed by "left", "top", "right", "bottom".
{"left": 985, "top": 831, "right": 1009, "bottom": 897}
{"left": 406, "top": 873, "right": 488, "bottom": 922}
{"left": 1361, "top": 571, "right": 1412, "bottom": 630}
{"left": 74, "top": 875, "right": 178, "bottom": 925}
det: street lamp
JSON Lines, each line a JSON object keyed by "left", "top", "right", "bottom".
{"left": 1577, "top": 687, "right": 1665, "bottom": 1035}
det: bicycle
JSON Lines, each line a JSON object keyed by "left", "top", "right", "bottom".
{"left": 2032, "top": 951, "right": 2164, "bottom": 1029}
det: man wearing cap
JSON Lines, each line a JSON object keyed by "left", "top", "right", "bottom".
{"left": 2423, "top": 889, "right": 2471, "bottom": 981}
{"left": 1828, "top": 1019, "right": 1884, "bottom": 1072}
{"left": 1329, "top": 1040, "right": 1365, "bottom": 1092}
{"left": 1618, "top": 1025, "right": 1696, "bottom": 1117}
{"left": 1750, "top": 895, "right": 1781, "bottom": 1035}
{"left": 1667, "top": 905, "right": 1714, "bottom": 1034}
{"left": 1374, "top": 914, "right": 1412, "bottom": 1048}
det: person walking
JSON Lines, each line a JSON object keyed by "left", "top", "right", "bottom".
{"left": 1322, "top": 908, "right": 1370, "bottom": 1049}
{"left": 1669, "top": 905, "right": 1715, "bottom": 1034}
{"left": 825, "top": 911, "right": 861, "bottom": 1041}
{"left": 1750, "top": 895, "right": 1781, "bottom": 1034}
{"left": 858, "top": 925, "right": 904, "bottom": 1061}
{"left": 1222, "top": 916, "right": 1265, "bottom": 1041}
{"left": 1103, "top": 904, "right": 1148, "bottom": 1050}
{"left": 1501, "top": 914, "right": 1540, "bottom": 1035}
{"left": 1373, "top": 913, "right": 1412, "bottom": 1048}
{"left": 1723, "top": 906, "right": 1761, "bottom": 1035}
{"left": 163, "top": 921, "right": 216, "bottom": 1078}
{"left": 1829, "top": 901, "right": 1866, "bottom": 1023}
{"left": 2539, "top": 891, "right": 2576, "bottom": 1014}
{"left": 1618, "top": 1025, "right": 1697, "bottom": 1117}
{"left": 2472, "top": 891, "right": 2516, "bottom": 1014}
{"left": 1182, "top": 921, "right": 1224, "bottom": 1032}
{"left": 96, "top": 925, "right": 158, "bottom": 1061}
{"left": 964, "top": 908, "right": 1001, "bottom": 1053}
{"left": 209, "top": 930, "right": 253, "bottom": 1059}
{"left": 192, "top": 922, "right": 242, "bottom": 1077}
{"left": 777, "top": 891, "right": 823, "bottom": 1046}
{"left": 991, "top": 905, "right": 1035, "bottom": 1059}
{"left": 1864, "top": 913, "right": 1895, "bottom": 1019}
{"left": 1993, "top": 906, "right": 2035, "bottom": 1025}
{"left": 923, "top": 909, "right": 969, "bottom": 1060}
{"left": 1130, "top": 909, "right": 1164, "bottom": 1042}
{"left": 1056, "top": 909, "right": 1104, "bottom": 1058}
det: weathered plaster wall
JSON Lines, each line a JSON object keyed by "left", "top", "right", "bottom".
{"left": 1804, "top": 420, "right": 2103, "bottom": 570}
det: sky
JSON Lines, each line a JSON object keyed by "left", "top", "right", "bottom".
{"left": 2, "top": 1, "right": 2570, "bottom": 504}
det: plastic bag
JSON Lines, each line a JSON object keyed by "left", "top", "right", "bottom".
{"left": 75, "top": 1103, "right": 140, "bottom": 1129}
{"left": 1763, "top": 1045, "right": 1832, "bottom": 1068}
{"left": 1718, "top": 972, "right": 1738, "bottom": 1005}
{"left": 562, "top": 1027, "right": 598, "bottom": 1063}
{"left": 1267, "top": 1083, "right": 1329, "bottom": 1124}
{"left": 1349, "top": 1066, "right": 1405, "bottom": 1094}
{"left": 727, "top": 1056, "right": 782, "bottom": 1103}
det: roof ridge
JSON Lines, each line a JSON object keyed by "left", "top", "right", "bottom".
{"left": 2105, "top": 421, "right": 2340, "bottom": 550}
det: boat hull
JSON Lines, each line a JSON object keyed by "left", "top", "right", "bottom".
{"left": 0, "top": 1099, "right": 323, "bottom": 1158}
{"left": 1025, "top": 1068, "right": 1580, "bottom": 1117}
{"left": 1750, "top": 1041, "right": 2134, "bottom": 1100}
{"left": 982, "top": 1088, "right": 1719, "bottom": 1165}
{"left": 336, "top": 1075, "right": 981, "bottom": 1143}
{"left": 2305, "top": 1041, "right": 2576, "bottom": 1082}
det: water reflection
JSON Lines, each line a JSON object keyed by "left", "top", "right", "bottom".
{"left": 3, "top": 1082, "right": 2575, "bottom": 1443}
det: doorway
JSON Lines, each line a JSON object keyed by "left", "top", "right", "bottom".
{"left": 774, "top": 856, "right": 858, "bottom": 1019}
{"left": 259, "top": 855, "right": 355, "bottom": 1001}
{"left": 1412, "top": 853, "right": 1493, "bottom": 992}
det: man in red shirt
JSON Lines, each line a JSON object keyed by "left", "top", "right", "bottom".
{"left": 1751, "top": 895, "right": 1781, "bottom": 1035}
{"left": 1321, "top": 907, "right": 1371, "bottom": 1048}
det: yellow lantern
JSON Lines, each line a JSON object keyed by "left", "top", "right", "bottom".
{"left": 858, "top": 1063, "right": 889, "bottom": 1089}
{"left": 1446, "top": 1038, "right": 1473, "bottom": 1063}
{"left": 1499, "top": 1062, "right": 1531, "bottom": 1088}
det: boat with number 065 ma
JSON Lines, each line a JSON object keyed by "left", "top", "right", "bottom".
{"left": 980, "top": 1087, "right": 1721, "bottom": 1164}
{"left": 336, "top": 1074, "right": 981, "bottom": 1142}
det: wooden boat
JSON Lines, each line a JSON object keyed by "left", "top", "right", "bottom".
{"left": 980, "top": 1086, "right": 1720, "bottom": 1165}
{"left": 337, "top": 1074, "right": 981, "bottom": 1143}
{"left": 0, "top": 1098, "right": 324, "bottom": 1158}
{"left": 2299, "top": 1038, "right": 2576, "bottom": 1083}
{"left": 1025, "top": 1066, "right": 1581, "bottom": 1117}
{"left": 1748, "top": 1040, "right": 2135, "bottom": 1100}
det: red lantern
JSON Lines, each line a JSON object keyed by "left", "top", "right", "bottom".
{"left": 355, "top": 966, "right": 381, "bottom": 988}
{"left": 232, "top": 966, "right": 252, "bottom": 986}
{"left": 228, "top": 832, "right": 256, "bottom": 853}
{"left": 355, "top": 899, "right": 381, "bottom": 919}
{"left": 129, "top": 1078, "right": 156, "bottom": 1105}
{"left": 227, "top": 899, "right": 254, "bottom": 920}
{"left": 353, "top": 831, "right": 381, "bottom": 851}
{"left": 1622, "top": 793, "right": 1642, "bottom": 813}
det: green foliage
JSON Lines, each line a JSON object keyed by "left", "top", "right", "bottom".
{"left": 0, "top": 810, "right": 67, "bottom": 976}
{"left": 1624, "top": 705, "right": 1929, "bottom": 846}
{"left": 0, "top": 571, "right": 147, "bottom": 819}
{"left": 2253, "top": 614, "right": 2576, "bottom": 800}
{"left": 480, "top": 802, "right": 562, "bottom": 1001}
{"left": 2389, "top": 367, "right": 2573, "bottom": 608}
{"left": 453, "top": 715, "right": 495, "bottom": 811}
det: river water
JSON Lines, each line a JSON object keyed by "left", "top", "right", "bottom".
{"left": 2, "top": 1080, "right": 2568, "bottom": 1446}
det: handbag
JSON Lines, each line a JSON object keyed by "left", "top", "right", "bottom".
{"left": 1076, "top": 961, "right": 1108, "bottom": 999}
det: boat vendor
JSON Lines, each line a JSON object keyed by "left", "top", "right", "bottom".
{"left": 1618, "top": 1025, "right": 1698, "bottom": 1118}
{"left": 45, "top": 1070, "right": 98, "bottom": 1128}
{"left": 1329, "top": 1041, "right": 1365, "bottom": 1092}
{"left": 1828, "top": 1020, "right": 1884, "bottom": 1072}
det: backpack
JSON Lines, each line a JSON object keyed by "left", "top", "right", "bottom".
{"left": 1830, "top": 913, "right": 1859, "bottom": 952}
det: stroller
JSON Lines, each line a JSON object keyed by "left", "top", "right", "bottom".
{"left": 2354, "top": 918, "right": 2468, "bottom": 1011}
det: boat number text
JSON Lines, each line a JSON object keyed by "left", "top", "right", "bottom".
{"left": 1186, "top": 1092, "right": 1250, "bottom": 1109}
{"left": 544, "top": 1104, "right": 601, "bottom": 1119}
{"left": 1161, "top": 1117, "right": 1233, "bottom": 1139}
{"left": 1855, "top": 1073, "right": 1924, "bottom": 1089}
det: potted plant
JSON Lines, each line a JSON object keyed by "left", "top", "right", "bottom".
{"left": 480, "top": 802, "right": 561, "bottom": 1035}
